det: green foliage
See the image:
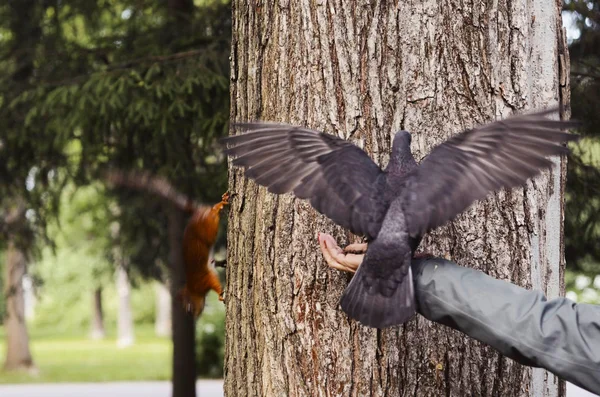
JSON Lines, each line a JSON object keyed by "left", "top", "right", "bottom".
{"left": 0, "top": 0, "right": 96, "bottom": 252}
{"left": 565, "top": 139, "right": 600, "bottom": 274}
{"left": 1, "top": 0, "right": 230, "bottom": 387}
{"left": 1, "top": 0, "right": 231, "bottom": 278}
{"left": 28, "top": 182, "right": 169, "bottom": 332}
{"left": 0, "top": 251, "right": 4, "bottom": 321}
{"left": 30, "top": 183, "right": 112, "bottom": 332}
{"left": 565, "top": 269, "right": 600, "bottom": 304}
{"left": 564, "top": 0, "right": 600, "bottom": 274}
{"left": 32, "top": 247, "right": 99, "bottom": 332}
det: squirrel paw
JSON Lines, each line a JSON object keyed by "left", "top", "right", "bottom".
{"left": 221, "top": 192, "right": 230, "bottom": 205}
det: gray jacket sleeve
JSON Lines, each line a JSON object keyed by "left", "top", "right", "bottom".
{"left": 412, "top": 258, "right": 600, "bottom": 395}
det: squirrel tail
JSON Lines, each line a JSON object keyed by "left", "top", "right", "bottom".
{"left": 105, "top": 169, "right": 195, "bottom": 213}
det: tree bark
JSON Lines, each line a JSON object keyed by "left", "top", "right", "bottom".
{"left": 155, "top": 281, "right": 172, "bottom": 337}
{"left": 168, "top": 207, "right": 197, "bottom": 397}
{"left": 3, "top": 240, "right": 34, "bottom": 371}
{"left": 116, "top": 265, "right": 135, "bottom": 347}
{"left": 225, "top": 1, "right": 570, "bottom": 396}
{"left": 90, "top": 287, "right": 106, "bottom": 340}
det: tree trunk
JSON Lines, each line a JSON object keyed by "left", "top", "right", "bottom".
{"left": 168, "top": 207, "right": 197, "bottom": 397}
{"left": 90, "top": 287, "right": 106, "bottom": 340}
{"left": 2, "top": 0, "right": 41, "bottom": 374}
{"left": 155, "top": 281, "right": 172, "bottom": 337}
{"left": 225, "top": 1, "right": 569, "bottom": 396}
{"left": 164, "top": 0, "right": 197, "bottom": 394}
{"left": 3, "top": 240, "right": 34, "bottom": 371}
{"left": 116, "top": 265, "right": 135, "bottom": 347}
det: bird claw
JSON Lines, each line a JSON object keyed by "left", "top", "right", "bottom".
{"left": 318, "top": 232, "right": 363, "bottom": 274}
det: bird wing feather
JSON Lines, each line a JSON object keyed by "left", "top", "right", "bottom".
{"left": 401, "top": 109, "right": 580, "bottom": 237}
{"left": 222, "top": 123, "right": 385, "bottom": 238}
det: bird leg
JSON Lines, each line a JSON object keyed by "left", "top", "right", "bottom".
{"left": 318, "top": 233, "right": 365, "bottom": 274}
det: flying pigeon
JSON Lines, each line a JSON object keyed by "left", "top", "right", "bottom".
{"left": 221, "top": 109, "right": 579, "bottom": 328}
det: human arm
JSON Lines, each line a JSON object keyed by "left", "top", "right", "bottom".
{"left": 318, "top": 233, "right": 600, "bottom": 395}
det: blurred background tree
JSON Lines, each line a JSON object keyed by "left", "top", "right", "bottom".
{"left": 0, "top": 0, "right": 230, "bottom": 393}
{"left": 563, "top": 0, "right": 600, "bottom": 303}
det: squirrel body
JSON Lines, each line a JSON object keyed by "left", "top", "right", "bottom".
{"left": 180, "top": 194, "right": 228, "bottom": 318}
{"left": 106, "top": 170, "right": 227, "bottom": 319}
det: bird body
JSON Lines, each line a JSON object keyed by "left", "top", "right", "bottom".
{"left": 223, "top": 109, "right": 578, "bottom": 328}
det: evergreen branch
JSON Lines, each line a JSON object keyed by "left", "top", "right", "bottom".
{"left": 106, "top": 48, "right": 210, "bottom": 71}
{"left": 37, "top": 47, "right": 222, "bottom": 89}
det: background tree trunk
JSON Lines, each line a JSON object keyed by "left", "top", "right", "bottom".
{"left": 155, "top": 281, "right": 172, "bottom": 337}
{"left": 225, "top": 1, "right": 570, "bottom": 396}
{"left": 116, "top": 264, "right": 135, "bottom": 347}
{"left": 3, "top": 240, "right": 34, "bottom": 371}
{"left": 168, "top": 207, "right": 197, "bottom": 397}
{"left": 1, "top": 0, "right": 41, "bottom": 374}
{"left": 90, "top": 287, "right": 106, "bottom": 340}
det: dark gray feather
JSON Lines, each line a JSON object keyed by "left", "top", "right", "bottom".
{"left": 401, "top": 110, "right": 580, "bottom": 237}
{"left": 222, "top": 123, "right": 385, "bottom": 238}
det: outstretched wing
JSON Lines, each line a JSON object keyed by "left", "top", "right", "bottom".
{"left": 222, "top": 123, "right": 385, "bottom": 238}
{"left": 401, "top": 109, "right": 580, "bottom": 237}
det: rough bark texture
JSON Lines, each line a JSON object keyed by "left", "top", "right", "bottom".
{"left": 3, "top": 240, "right": 34, "bottom": 371}
{"left": 155, "top": 281, "right": 172, "bottom": 337}
{"left": 116, "top": 265, "right": 135, "bottom": 347}
{"left": 225, "top": 1, "right": 569, "bottom": 396}
{"left": 168, "top": 207, "right": 197, "bottom": 397}
{"left": 90, "top": 288, "right": 106, "bottom": 340}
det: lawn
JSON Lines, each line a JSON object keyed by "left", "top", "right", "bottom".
{"left": 0, "top": 326, "right": 171, "bottom": 384}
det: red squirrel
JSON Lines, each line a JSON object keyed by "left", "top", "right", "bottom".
{"left": 179, "top": 192, "right": 228, "bottom": 317}
{"left": 106, "top": 170, "right": 227, "bottom": 319}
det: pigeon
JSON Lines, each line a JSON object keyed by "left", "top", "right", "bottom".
{"left": 221, "top": 109, "right": 579, "bottom": 328}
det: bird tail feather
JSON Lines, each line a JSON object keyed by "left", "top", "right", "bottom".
{"left": 340, "top": 256, "right": 415, "bottom": 328}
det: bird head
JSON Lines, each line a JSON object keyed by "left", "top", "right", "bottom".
{"left": 392, "top": 130, "right": 412, "bottom": 151}
{"left": 387, "top": 130, "right": 416, "bottom": 172}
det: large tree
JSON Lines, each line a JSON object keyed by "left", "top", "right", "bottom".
{"left": 225, "top": 1, "right": 570, "bottom": 396}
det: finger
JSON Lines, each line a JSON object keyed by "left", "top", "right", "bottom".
{"left": 344, "top": 242, "right": 368, "bottom": 253}
{"left": 318, "top": 233, "right": 361, "bottom": 273}
{"left": 337, "top": 253, "right": 362, "bottom": 272}
{"left": 318, "top": 233, "right": 340, "bottom": 268}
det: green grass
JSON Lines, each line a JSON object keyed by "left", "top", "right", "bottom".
{"left": 0, "top": 326, "right": 171, "bottom": 384}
